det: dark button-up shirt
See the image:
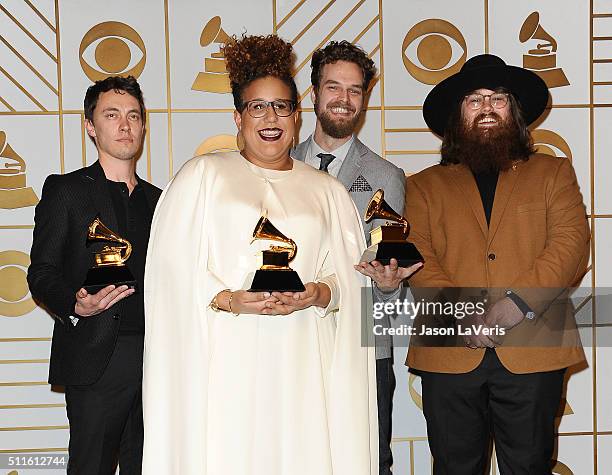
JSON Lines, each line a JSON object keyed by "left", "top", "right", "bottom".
{"left": 106, "top": 178, "right": 153, "bottom": 335}
{"left": 473, "top": 170, "right": 499, "bottom": 226}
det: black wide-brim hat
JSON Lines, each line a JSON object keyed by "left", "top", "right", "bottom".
{"left": 423, "top": 54, "right": 549, "bottom": 137}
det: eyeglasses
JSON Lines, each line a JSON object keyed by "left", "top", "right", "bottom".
{"left": 243, "top": 99, "right": 296, "bottom": 118}
{"left": 464, "top": 93, "right": 509, "bottom": 110}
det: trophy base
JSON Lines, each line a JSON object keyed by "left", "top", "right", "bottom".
{"left": 360, "top": 241, "right": 424, "bottom": 267}
{"left": 83, "top": 265, "right": 137, "bottom": 294}
{"left": 248, "top": 269, "right": 306, "bottom": 292}
{"left": 370, "top": 225, "right": 406, "bottom": 245}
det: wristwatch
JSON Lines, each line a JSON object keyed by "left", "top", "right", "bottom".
{"left": 505, "top": 290, "right": 535, "bottom": 320}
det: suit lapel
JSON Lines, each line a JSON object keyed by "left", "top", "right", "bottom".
{"left": 448, "top": 164, "right": 488, "bottom": 238}
{"left": 337, "top": 138, "right": 366, "bottom": 191}
{"left": 290, "top": 138, "right": 310, "bottom": 162}
{"left": 83, "top": 160, "right": 119, "bottom": 232}
{"left": 487, "top": 162, "right": 522, "bottom": 245}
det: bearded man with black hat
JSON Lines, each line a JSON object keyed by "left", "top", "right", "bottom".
{"left": 405, "top": 54, "right": 589, "bottom": 474}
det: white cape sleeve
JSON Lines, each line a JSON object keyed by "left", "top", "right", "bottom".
{"left": 323, "top": 182, "right": 379, "bottom": 474}
{"left": 142, "top": 156, "right": 222, "bottom": 474}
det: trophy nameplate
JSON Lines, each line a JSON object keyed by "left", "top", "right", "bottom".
{"left": 360, "top": 189, "right": 424, "bottom": 267}
{"left": 248, "top": 214, "right": 305, "bottom": 292}
{"left": 82, "top": 217, "right": 137, "bottom": 293}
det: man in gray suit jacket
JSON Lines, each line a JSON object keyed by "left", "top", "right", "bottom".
{"left": 292, "top": 41, "right": 421, "bottom": 475}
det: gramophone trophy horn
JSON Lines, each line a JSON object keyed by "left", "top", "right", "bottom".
{"left": 88, "top": 217, "right": 133, "bottom": 265}
{"left": 365, "top": 189, "right": 409, "bottom": 238}
{"left": 251, "top": 214, "right": 297, "bottom": 262}
{"left": 82, "top": 217, "right": 137, "bottom": 293}
{"left": 360, "top": 189, "right": 423, "bottom": 267}
{"left": 248, "top": 214, "right": 305, "bottom": 292}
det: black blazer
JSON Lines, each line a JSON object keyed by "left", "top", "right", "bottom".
{"left": 27, "top": 161, "right": 162, "bottom": 386}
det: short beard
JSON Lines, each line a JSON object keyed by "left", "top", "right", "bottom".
{"left": 452, "top": 113, "right": 523, "bottom": 174}
{"left": 314, "top": 99, "right": 361, "bottom": 139}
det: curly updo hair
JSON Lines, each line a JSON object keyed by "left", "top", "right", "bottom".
{"left": 311, "top": 40, "right": 376, "bottom": 92}
{"left": 223, "top": 34, "right": 298, "bottom": 112}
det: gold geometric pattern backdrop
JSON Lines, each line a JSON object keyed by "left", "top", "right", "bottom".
{"left": 0, "top": 1, "right": 609, "bottom": 473}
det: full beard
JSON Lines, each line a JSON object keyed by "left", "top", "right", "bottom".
{"left": 315, "top": 100, "right": 361, "bottom": 139}
{"left": 453, "top": 112, "right": 523, "bottom": 173}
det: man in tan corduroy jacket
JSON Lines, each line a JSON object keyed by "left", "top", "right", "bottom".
{"left": 405, "top": 54, "right": 589, "bottom": 475}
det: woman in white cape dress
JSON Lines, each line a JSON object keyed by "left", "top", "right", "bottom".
{"left": 142, "top": 35, "right": 378, "bottom": 475}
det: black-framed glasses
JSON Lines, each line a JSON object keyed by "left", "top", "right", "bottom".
{"left": 243, "top": 99, "right": 296, "bottom": 118}
{"left": 464, "top": 93, "right": 509, "bottom": 110}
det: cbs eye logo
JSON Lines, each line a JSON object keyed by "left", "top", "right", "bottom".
{"left": 402, "top": 19, "right": 467, "bottom": 85}
{"left": 193, "top": 134, "right": 238, "bottom": 157}
{"left": 408, "top": 373, "right": 423, "bottom": 411}
{"left": 0, "top": 250, "right": 37, "bottom": 317}
{"left": 532, "top": 129, "right": 572, "bottom": 162}
{"left": 79, "top": 21, "right": 146, "bottom": 81}
{"left": 552, "top": 460, "right": 573, "bottom": 475}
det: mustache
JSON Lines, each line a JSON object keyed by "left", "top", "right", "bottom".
{"left": 473, "top": 112, "right": 503, "bottom": 125}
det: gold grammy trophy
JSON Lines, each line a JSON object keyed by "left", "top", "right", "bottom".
{"left": 248, "top": 213, "right": 305, "bottom": 292}
{"left": 519, "top": 12, "right": 569, "bottom": 88}
{"left": 0, "top": 132, "right": 39, "bottom": 209}
{"left": 361, "top": 189, "right": 423, "bottom": 267}
{"left": 82, "top": 217, "right": 137, "bottom": 293}
{"left": 191, "top": 16, "right": 232, "bottom": 93}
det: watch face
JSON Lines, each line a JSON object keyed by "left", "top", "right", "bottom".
{"left": 526, "top": 311, "right": 536, "bottom": 320}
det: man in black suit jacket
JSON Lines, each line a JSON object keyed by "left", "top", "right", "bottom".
{"left": 28, "top": 76, "right": 161, "bottom": 474}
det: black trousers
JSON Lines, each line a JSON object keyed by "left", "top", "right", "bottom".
{"left": 419, "top": 349, "right": 564, "bottom": 475}
{"left": 65, "top": 334, "right": 144, "bottom": 475}
{"left": 377, "top": 357, "right": 395, "bottom": 475}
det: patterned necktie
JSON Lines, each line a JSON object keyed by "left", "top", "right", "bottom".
{"left": 317, "top": 153, "right": 336, "bottom": 173}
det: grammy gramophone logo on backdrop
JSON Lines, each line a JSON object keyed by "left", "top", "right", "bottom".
{"left": 519, "top": 12, "right": 569, "bottom": 88}
{"left": 0, "top": 132, "right": 38, "bottom": 210}
{"left": 192, "top": 16, "right": 232, "bottom": 94}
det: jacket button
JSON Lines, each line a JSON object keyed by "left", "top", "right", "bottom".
{"left": 480, "top": 289, "right": 489, "bottom": 303}
{"left": 488, "top": 253, "right": 496, "bottom": 261}
{"left": 112, "top": 314, "right": 120, "bottom": 320}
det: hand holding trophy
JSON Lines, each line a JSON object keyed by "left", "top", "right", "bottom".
{"left": 248, "top": 213, "right": 306, "bottom": 292}
{"left": 82, "top": 217, "right": 137, "bottom": 293}
{"left": 360, "top": 189, "right": 423, "bottom": 267}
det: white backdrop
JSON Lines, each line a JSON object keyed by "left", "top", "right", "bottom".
{"left": 0, "top": 1, "right": 609, "bottom": 473}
